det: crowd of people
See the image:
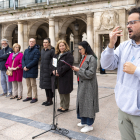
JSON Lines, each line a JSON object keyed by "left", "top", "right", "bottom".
{"left": 0, "top": 37, "right": 99, "bottom": 133}
{"left": 1, "top": 6, "right": 140, "bottom": 138}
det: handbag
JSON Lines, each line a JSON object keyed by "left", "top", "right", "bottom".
{"left": 6, "top": 59, "right": 15, "bottom": 76}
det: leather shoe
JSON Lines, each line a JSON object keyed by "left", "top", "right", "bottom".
{"left": 60, "top": 109, "right": 68, "bottom": 112}
{"left": 23, "top": 97, "right": 32, "bottom": 102}
{"left": 57, "top": 108, "right": 61, "bottom": 111}
{"left": 45, "top": 101, "right": 53, "bottom": 106}
{"left": 42, "top": 101, "right": 48, "bottom": 105}
{"left": 30, "top": 98, "right": 38, "bottom": 103}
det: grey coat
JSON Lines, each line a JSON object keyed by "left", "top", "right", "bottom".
{"left": 76, "top": 55, "right": 99, "bottom": 118}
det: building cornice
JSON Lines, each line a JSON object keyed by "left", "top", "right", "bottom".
{"left": 0, "top": 0, "right": 136, "bottom": 23}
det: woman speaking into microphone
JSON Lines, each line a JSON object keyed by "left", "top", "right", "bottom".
{"left": 72, "top": 41, "right": 99, "bottom": 133}
{"left": 51, "top": 40, "right": 74, "bottom": 112}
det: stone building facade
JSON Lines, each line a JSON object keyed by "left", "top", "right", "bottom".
{"left": 0, "top": 0, "right": 139, "bottom": 67}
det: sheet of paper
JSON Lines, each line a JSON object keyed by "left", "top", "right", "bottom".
{"left": 53, "top": 58, "right": 57, "bottom": 67}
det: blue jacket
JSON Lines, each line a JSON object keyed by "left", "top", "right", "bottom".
{"left": 0, "top": 46, "right": 13, "bottom": 71}
{"left": 22, "top": 45, "right": 40, "bottom": 78}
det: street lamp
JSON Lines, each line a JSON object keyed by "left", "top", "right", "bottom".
{"left": 74, "top": 20, "right": 79, "bottom": 31}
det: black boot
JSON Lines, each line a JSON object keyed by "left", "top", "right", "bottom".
{"left": 42, "top": 97, "right": 49, "bottom": 105}
{"left": 45, "top": 98, "right": 53, "bottom": 106}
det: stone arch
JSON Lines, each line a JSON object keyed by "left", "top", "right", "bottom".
{"left": 29, "top": 20, "right": 49, "bottom": 38}
{"left": 4, "top": 23, "right": 17, "bottom": 37}
{"left": 3, "top": 23, "right": 17, "bottom": 47}
{"left": 60, "top": 17, "right": 87, "bottom": 35}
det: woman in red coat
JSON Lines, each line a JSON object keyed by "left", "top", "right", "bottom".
{"left": 5, "top": 43, "right": 23, "bottom": 100}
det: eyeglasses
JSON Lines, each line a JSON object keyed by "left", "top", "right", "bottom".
{"left": 43, "top": 42, "right": 48, "bottom": 43}
{"left": 1, "top": 43, "right": 7, "bottom": 45}
{"left": 126, "top": 20, "right": 140, "bottom": 26}
{"left": 78, "top": 48, "right": 83, "bottom": 51}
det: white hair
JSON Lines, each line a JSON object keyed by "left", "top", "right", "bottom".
{"left": 1, "top": 39, "right": 9, "bottom": 45}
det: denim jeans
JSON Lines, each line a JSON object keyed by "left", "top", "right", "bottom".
{"left": 1, "top": 70, "right": 12, "bottom": 94}
{"left": 77, "top": 108, "right": 94, "bottom": 126}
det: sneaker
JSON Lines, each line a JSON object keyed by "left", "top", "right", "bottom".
{"left": 6, "top": 93, "right": 12, "bottom": 98}
{"left": 77, "top": 122, "right": 86, "bottom": 127}
{"left": 30, "top": 98, "right": 38, "bottom": 103}
{"left": 23, "top": 97, "right": 32, "bottom": 102}
{"left": 0, "top": 93, "right": 7, "bottom": 96}
{"left": 80, "top": 125, "right": 93, "bottom": 133}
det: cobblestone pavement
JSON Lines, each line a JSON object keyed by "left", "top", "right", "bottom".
{"left": 0, "top": 72, "right": 120, "bottom": 140}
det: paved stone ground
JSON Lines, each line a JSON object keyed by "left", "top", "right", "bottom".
{"left": 0, "top": 71, "right": 120, "bottom": 140}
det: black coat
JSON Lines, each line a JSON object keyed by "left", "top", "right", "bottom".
{"left": 22, "top": 46, "right": 41, "bottom": 78}
{"left": 0, "top": 46, "right": 13, "bottom": 71}
{"left": 40, "top": 47, "right": 55, "bottom": 89}
{"left": 51, "top": 51, "right": 74, "bottom": 94}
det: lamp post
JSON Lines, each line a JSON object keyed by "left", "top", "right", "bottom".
{"left": 74, "top": 20, "right": 79, "bottom": 31}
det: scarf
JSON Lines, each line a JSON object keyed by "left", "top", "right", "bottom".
{"left": 12, "top": 52, "right": 19, "bottom": 60}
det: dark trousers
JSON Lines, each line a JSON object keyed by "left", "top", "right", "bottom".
{"left": 45, "top": 89, "right": 53, "bottom": 98}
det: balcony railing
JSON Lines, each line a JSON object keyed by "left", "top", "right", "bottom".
{"left": 0, "top": 0, "right": 90, "bottom": 11}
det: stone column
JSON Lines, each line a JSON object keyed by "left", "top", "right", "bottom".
{"left": 18, "top": 21, "right": 24, "bottom": 52}
{"left": 87, "top": 13, "right": 94, "bottom": 49}
{"left": 55, "top": 19, "right": 59, "bottom": 46}
{"left": 23, "top": 22, "right": 28, "bottom": 51}
{"left": 49, "top": 18, "right": 55, "bottom": 47}
{"left": 74, "top": 35, "right": 80, "bottom": 63}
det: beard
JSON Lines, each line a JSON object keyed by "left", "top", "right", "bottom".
{"left": 2, "top": 45, "right": 7, "bottom": 48}
{"left": 128, "top": 28, "right": 140, "bottom": 42}
{"left": 129, "top": 34, "right": 140, "bottom": 42}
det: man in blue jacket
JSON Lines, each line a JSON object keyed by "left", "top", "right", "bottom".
{"left": 101, "top": 7, "right": 140, "bottom": 140}
{"left": 0, "top": 39, "right": 13, "bottom": 97}
{"left": 22, "top": 38, "right": 40, "bottom": 103}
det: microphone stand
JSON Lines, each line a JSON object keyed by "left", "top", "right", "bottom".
{"left": 32, "top": 66, "right": 72, "bottom": 140}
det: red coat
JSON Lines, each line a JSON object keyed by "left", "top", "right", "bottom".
{"left": 5, "top": 52, "right": 23, "bottom": 82}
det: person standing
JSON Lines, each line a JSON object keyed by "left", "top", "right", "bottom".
{"left": 72, "top": 41, "right": 99, "bottom": 133}
{"left": 40, "top": 38, "right": 55, "bottom": 106}
{"left": 22, "top": 38, "right": 40, "bottom": 103}
{"left": 5, "top": 43, "right": 23, "bottom": 100}
{"left": 51, "top": 40, "right": 74, "bottom": 112}
{"left": 101, "top": 7, "right": 140, "bottom": 140}
{"left": 0, "top": 39, "right": 13, "bottom": 97}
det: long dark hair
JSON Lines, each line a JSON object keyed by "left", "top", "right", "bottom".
{"left": 78, "top": 41, "right": 97, "bottom": 59}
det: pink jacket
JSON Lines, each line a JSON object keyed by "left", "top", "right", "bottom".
{"left": 5, "top": 52, "right": 23, "bottom": 82}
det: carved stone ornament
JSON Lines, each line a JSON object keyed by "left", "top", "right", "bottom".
{"left": 97, "top": 10, "right": 119, "bottom": 30}
{"left": 15, "top": 10, "right": 45, "bottom": 20}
